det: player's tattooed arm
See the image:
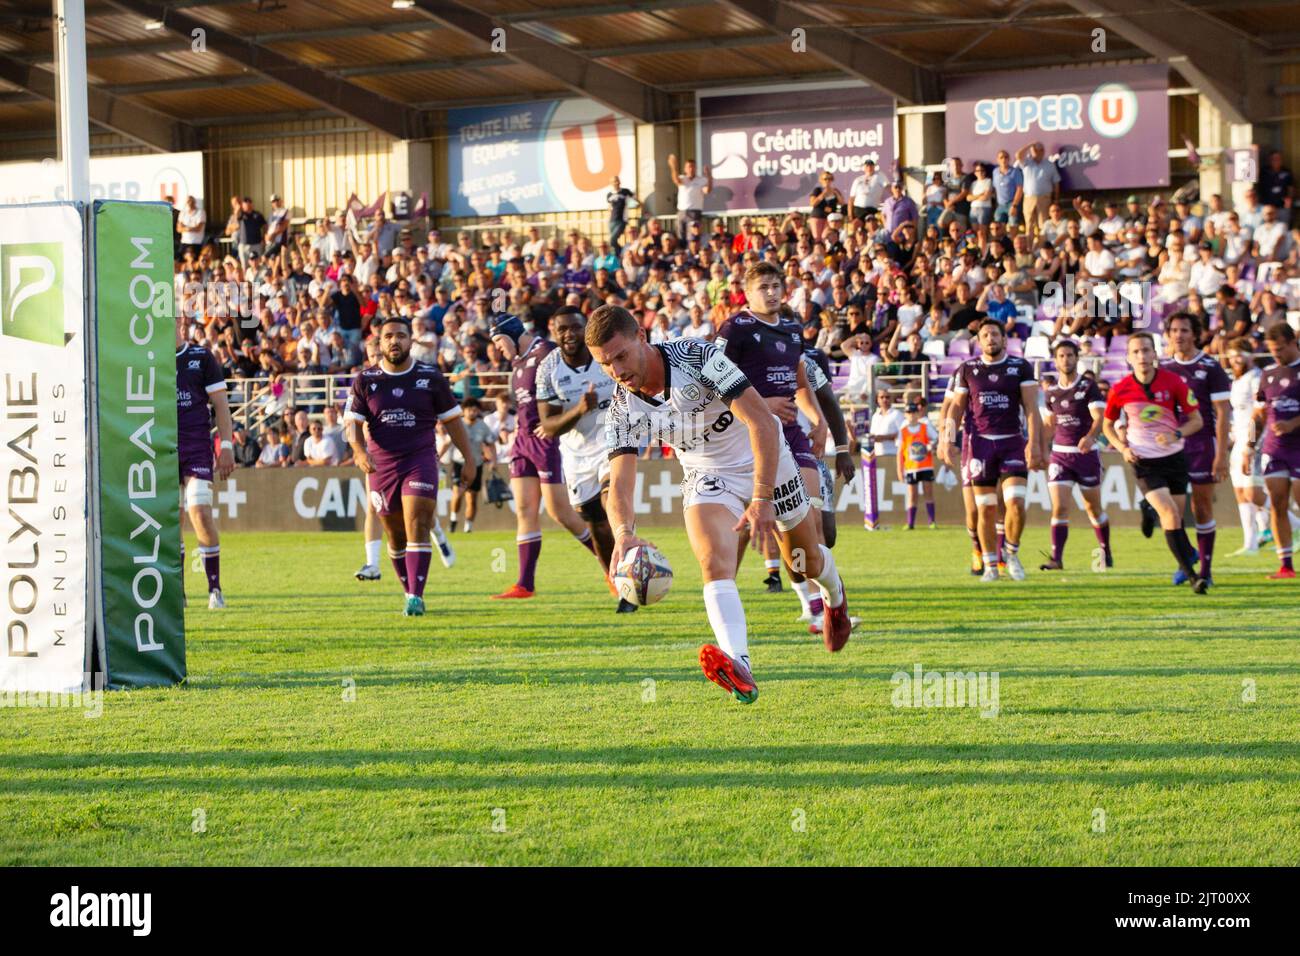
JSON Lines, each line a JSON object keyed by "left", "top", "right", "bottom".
{"left": 793, "top": 361, "right": 822, "bottom": 430}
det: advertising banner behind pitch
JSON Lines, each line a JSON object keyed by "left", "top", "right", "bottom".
{"left": 697, "top": 82, "right": 896, "bottom": 213}
{"left": 0, "top": 151, "right": 204, "bottom": 211}
{"left": 182, "top": 458, "right": 1246, "bottom": 535}
{"left": 0, "top": 203, "right": 89, "bottom": 693}
{"left": 448, "top": 99, "right": 636, "bottom": 216}
{"left": 945, "top": 65, "right": 1169, "bottom": 191}
{"left": 93, "top": 201, "right": 185, "bottom": 689}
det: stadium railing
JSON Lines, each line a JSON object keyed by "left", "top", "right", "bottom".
{"left": 226, "top": 369, "right": 512, "bottom": 433}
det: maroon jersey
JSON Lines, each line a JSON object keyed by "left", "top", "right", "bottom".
{"left": 511, "top": 336, "right": 557, "bottom": 435}
{"left": 1161, "top": 351, "right": 1231, "bottom": 441}
{"left": 176, "top": 343, "right": 225, "bottom": 465}
{"left": 952, "top": 354, "right": 1035, "bottom": 437}
{"left": 1044, "top": 374, "right": 1104, "bottom": 448}
{"left": 1256, "top": 357, "right": 1300, "bottom": 457}
{"left": 715, "top": 310, "right": 804, "bottom": 400}
{"left": 345, "top": 360, "right": 460, "bottom": 463}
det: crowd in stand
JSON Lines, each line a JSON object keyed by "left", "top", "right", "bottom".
{"left": 174, "top": 144, "right": 1299, "bottom": 475}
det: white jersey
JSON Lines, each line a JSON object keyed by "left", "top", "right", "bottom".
{"left": 605, "top": 338, "right": 756, "bottom": 472}
{"left": 535, "top": 348, "right": 617, "bottom": 461}
{"left": 1230, "top": 367, "right": 1262, "bottom": 445}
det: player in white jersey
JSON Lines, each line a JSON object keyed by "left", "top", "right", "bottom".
{"left": 537, "top": 308, "right": 636, "bottom": 613}
{"left": 1225, "top": 338, "right": 1272, "bottom": 555}
{"left": 587, "top": 305, "right": 855, "bottom": 705}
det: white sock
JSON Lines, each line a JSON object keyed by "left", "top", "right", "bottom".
{"left": 1255, "top": 508, "right": 1271, "bottom": 533}
{"left": 464, "top": 520, "right": 473, "bottom": 532}
{"left": 811, "top": 544, "right": 844, "bottom": 608}
{"left": 764, "top": 558, "right": 781, "bottom": 575}
{"left": 1238, "top": 502, "right": 1258, "bottom": 550}
{"left": 791, "top": 579, "right": 813, "bottom": 615}
{"left": 365, "top": 539, "right": 381, "bottom": 567}
{"left": 702, "top": 579, "right": 749, "bottom": 664}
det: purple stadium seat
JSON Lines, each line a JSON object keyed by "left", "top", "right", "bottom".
{"left": 1109, "top": 335, "right": 1128, "bottom": 354}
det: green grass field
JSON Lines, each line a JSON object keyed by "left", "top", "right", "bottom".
{"left": 2, "top": 524, "right": 1298, "bottom": 866}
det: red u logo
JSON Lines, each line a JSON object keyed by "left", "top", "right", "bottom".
{"left": 561, "top": 115, "right": 621, "bottom": 191}
{"left": 1100, "top": 97, "right": 1123, "bottom": 125}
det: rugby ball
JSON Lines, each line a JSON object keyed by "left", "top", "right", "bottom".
{"left": 613, "top": 545, "right": 673, "bottom": 606}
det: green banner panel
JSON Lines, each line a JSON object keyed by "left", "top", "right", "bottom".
{"left": 93, "top": 200, "right": 184, "bottom": 688}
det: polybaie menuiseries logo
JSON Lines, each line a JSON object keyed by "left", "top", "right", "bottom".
{"left": 1, "top": 241, "right": 74, "bottom": 346}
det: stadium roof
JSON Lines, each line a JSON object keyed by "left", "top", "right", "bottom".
{"left": 0, "top": 0, "right": 1293, "bottom": 152}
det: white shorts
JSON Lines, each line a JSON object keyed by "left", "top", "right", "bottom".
{"left": 681, "top": 443, "right": 810, "bottom": 532}
{"left": 184, "top": 476, "right": 213, "bottom": 508}
{"left": 564, "top": 450, "right": 609, "bottom": 508}
{"left": 1231, "top": 441, "right": 1264, "bottom": 489}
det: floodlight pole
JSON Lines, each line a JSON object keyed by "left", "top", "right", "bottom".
{"left": 54, "top": 0, "right": 91, "bottom": 202}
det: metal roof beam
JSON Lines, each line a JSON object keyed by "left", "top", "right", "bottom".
{"left": 1060, "top": 0, "right": 1264, "bottom": 124}
{"left": 0, "top": 50, "right": 194, "bottom": 151}
{"left": 403, "top": 0, "right": 673, "bottom": 124}
{"left": 101, "top": 0, "right": 429, "bottom": 139}
{"left": 716, "top": 0, "right": 939, "bottom": 104}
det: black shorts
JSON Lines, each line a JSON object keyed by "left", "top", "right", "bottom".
{"left": 851, "top": 205, "right": 878, "bottom": 221}
{"left": 905, "top": 469, "right": 934, "bottom": 485}
{"left": 452, "top": 462, "right": 482, "bottom": 493}
{"left": 1134, "top": 451, "right": 1189, "bottom": 497}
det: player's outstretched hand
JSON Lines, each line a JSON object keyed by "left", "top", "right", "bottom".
{"left": 355, "top": 449, "right": 376, "bottom": 475}
{"left": 736, "top": 498, "right": 776, "bottom": 553}
{"left": 835, "top": 450, "right": 855, "bottom": 483}
{"left": 216, "top": 447, "right": 235, "bottom": 481}
{"left": 611, "top": 531, "right": 654, "bottom": 572}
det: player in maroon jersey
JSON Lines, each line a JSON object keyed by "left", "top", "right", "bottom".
{"left": 489, "top": 315, "right": 606, "bottom": 600}
{"left": 1161, "top": 312, "right": 1232, "bottom": 584}
{"left": 717, "top": 264, "right": 855, "bottom": 631}
{"left": 345, "top": 316, "right": 477, "bottom": 616}
{"left": 940, "top": 319, "right": 1044, "bottom": 581}
{"left": 1102, "top": 333, "right": 1208, "bottom": 593}
{"left": 1039, "top": 339, "right": 1111, "bottom": 570}
{"left": 176, "top": 322, "right": 235, "bottom": 609}
{"left": 1247, "top": 323, "right": 1300, "bottom": 579}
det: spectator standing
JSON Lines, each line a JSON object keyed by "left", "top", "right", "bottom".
{"left": 1257, "top": 150, "right": 1295, "bottom": 223}
{"left": 1014, "top": 141, "right": 1060, "bottom": 243}
{"left": 992, "top": 150, "right": 1023, "bottom": 226}
{"left": 606, "top": 175, "right": 636, "bottom": 248}
{"left": 667, "top": 154, "right": 712, "bottom": 241}
{"left": 849, "top": 159, "right": 891, "bottom": 222}
{"left": 234, "top": 196, "right": 267, "bottom": 267}
{"left": 881, "top": 180, "right": 919, "bottom": 233}
{"left": 177, "top": 196, "right": 206, "bottom": 258}
{"left": 265, "top": 194, "right": 289, "bottom": 256}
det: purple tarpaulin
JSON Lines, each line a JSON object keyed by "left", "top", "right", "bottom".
{"left": 945, "top": 65, "right": 1170, "bottom": 191}
{"left": 697, "top": 84, "right": 896, "bottom": 213}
